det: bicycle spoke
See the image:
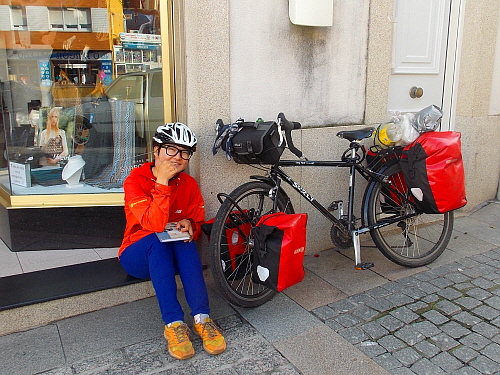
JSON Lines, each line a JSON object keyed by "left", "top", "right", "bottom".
{"left": 209, "top": 181, "right": 294, "bottom": 307}
{"left": 367, "top": 164, "right": 452, "bottom": 267}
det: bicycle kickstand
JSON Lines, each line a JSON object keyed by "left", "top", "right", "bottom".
{"left": 352, "top": 230, "right": 374, "bottom": 270}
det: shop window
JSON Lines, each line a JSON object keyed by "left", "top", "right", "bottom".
{"left": 0, "top": 1, "right": 165, "bottom": 208}
{"left": 151, "top": 72, "right": 163, "bottom": 98}
{"left": 11, "top": 6, "right": 27, "bottom": 30}
{"left": 106, "top": 75, "right": 144, "bottom": 102}
{"left": 49, "top": 8, "right": 91, "bottom": 32}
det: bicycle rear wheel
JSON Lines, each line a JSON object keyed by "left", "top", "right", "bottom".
{"left": 209, "top": 181, "right": 294, "bottom": 307}
{"left": 366, "top": 164, "right": 453, "bottom": 267}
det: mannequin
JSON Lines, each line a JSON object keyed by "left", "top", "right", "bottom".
{"left": 62, "top": 155, "right": 86, "bottom": 188}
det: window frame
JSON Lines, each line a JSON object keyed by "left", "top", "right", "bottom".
{"left": 11, "top": 6, "right": 27, "bottom": 30}
{"left": 48, "top": 7, "right": 92, "bottom": 32}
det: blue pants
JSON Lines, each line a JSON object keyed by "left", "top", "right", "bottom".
{"left": 119, "top": 233, "right": 210, "bottom": 325}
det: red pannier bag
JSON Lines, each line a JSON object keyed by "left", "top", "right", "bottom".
{"left": 251, "top": 212, "right": 308, "bottom": 292}
{"left": 399, "top": 131, "right": 467, "bottom": 214}
{"left": 202, "top": 211, "right": 251, "bottom": 280}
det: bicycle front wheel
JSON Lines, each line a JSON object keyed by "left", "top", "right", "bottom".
{"left": 366, "top": 164, "right": 453, "bottom": 267}
{"left": 209, "top": 181, "right": 294, "bottom": 307}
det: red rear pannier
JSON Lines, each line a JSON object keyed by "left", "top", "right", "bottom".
{"left": 202, "top": 211, "right": 251, "bottom": 280}
{"left": 251, "top": 213, "right": 308, "bottom": 292}
{"left": 400, "top": 131, "right": 466, "bottom": 214}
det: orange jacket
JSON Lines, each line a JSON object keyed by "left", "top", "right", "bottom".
{"left": 119, "top": 162, "right": 205, "bottom": 257}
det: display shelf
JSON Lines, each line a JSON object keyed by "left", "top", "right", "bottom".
{"left": 113, "top": 46, "right": 160, "bottom": 76}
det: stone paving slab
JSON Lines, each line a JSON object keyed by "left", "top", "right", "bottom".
{"left": 273, "top": 324, "right": 390, "bottom": 375}
{"left": 302, "top": 248, "right": 388, "bottom": 296}
{"left": 0, "top": 324, "right": 65, "bottom": 375}
{"left": 312, "top": 248, "right": 500, "bottom": 375}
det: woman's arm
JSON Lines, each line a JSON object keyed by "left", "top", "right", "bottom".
{"left": 124, "top": 177, "right": 172, "bottom": 233}
{"left": 185, "top": 182, "right": 205, "bottom": 241}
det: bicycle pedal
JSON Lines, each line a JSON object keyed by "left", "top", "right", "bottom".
{"left": 328, "top": 200, "right": 343, "bottom": 212}
{"left": 355, "top": 262, "right": 374, "bottom": 270}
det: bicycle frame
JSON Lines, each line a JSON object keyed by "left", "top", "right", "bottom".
{"left": 253, "top": 145, "right": 422, "bottom": 268}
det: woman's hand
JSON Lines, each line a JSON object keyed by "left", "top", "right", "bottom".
{"left": 154, "top": 160, "right": 179, "bottom": 185}
{"left": 176, "top": 219, "right": 193, "bottom": 242}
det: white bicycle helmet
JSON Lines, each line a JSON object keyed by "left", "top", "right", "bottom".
{"left": 153, "top": 122, "right": 197, "bottom": 148}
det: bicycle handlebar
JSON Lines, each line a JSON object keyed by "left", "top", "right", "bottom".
{"left": 277, "top": 112, "right": 303, "bottom": 159}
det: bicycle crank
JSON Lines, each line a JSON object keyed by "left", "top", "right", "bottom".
{"left": 330, "top": 220, "right": 353, "bottom": 249}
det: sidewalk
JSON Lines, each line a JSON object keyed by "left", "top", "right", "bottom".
{"left": 1, "top": 200, "right": 499, "bottom": 375}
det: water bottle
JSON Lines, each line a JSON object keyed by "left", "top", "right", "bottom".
{"left": 375, "top": 122, "right": 402, "bottom": 147}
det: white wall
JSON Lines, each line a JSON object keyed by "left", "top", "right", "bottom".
{"left": 229, "top": 1, "right": 369, "bottom": 126}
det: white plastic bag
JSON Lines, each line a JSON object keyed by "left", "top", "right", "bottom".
{"left": 396, "top": 113, "right": 420, "bottom": 146}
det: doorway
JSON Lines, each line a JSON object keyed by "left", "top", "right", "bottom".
{"left": 388, "top": 0, "right": 463, "bottom": 130}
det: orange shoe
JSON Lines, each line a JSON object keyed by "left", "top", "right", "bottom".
{"left": 193, "top": 317, "right": 226, "bottom": 355}
{"left": 164, "top": 322, "right": 195, "bottom": 360}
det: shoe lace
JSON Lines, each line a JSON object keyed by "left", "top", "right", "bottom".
{"left": 169, "top": 324, "right": 190, "bottom": 344}
{"left": 201, "top": 321, "right": 222, "bottom": 339}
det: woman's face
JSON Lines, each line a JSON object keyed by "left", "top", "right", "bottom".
{"left": 49, "top": 112, "right": 59, "bottom": 127}
{"left": 154, "top": 144, "right": 190, "bottom": 174}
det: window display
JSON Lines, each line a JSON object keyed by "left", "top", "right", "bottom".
{"left": 0, "top": 0, "right": 164, "bottom": 202}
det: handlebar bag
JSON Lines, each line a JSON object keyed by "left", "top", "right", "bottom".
{"left": 202, "top": 211, "right": 252, "bottom": 280}
{"left": 399, "top": 131, "right": 466, "bottom": 214}
{"left": 251, "top": 212, "right": 307, "bottom": 292}
{"left": 221, "top": 121, "right": 285, "bottom": 164}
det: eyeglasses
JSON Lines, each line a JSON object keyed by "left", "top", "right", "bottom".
{"left": 162, "top": 145, "right": 193, "bottom": 160}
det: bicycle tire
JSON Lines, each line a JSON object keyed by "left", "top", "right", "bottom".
{"left": 209, "top": 181, "right": 294, "bottom": 307}
{"left": 365, "top": 163, "right": 453, "bottom": 267}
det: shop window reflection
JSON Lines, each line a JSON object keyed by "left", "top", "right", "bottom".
{"left": 1, "top": 0, "right": 163, "bottom": 197}
{"left": 49, "top": 8, "right": 92, "bottom": 32}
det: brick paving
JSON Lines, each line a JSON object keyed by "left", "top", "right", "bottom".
{"left": 312, "top": 248, "right": 500, "bottom": 375}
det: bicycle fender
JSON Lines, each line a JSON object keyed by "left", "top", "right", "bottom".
{"left": 250, "top": 175, "right": 275, "bottom": 184}
{"left": 361, "top": 165, "right": 391, "bottom": 226}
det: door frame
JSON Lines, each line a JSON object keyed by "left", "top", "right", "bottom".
{"left": 441, "top": 0, "right": 466, "bottom": 131}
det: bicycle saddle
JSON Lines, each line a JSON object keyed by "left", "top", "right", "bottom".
{"left": 336, "top": 127, "right": 375, "bottom": 142}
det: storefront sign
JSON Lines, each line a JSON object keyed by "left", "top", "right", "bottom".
{"left": 120, "top": 33, "right": 161, "bottom": 43}
{"left": 51, "top": 51, "right": 112, "bottom": 61}
{"left": 9, "top": 162, "right": 31, "bottom": 188}
{"left": 122, "top": 42, "right": 160, "bottom": 50}
{"left": 8, "top": 50, "right": 112, "bottom": 61}
{"left": 101, "top": 61, "right": 113, "bottom": 85}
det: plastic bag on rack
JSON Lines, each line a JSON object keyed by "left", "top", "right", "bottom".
{"left": 395, "top": 112, "right": 420, "bottom": 146}
{"left": 411, "top": 105, "right": 443, "bottom": 133}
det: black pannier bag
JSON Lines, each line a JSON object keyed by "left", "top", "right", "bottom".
{"left": 399, "top": 131, "right": 466, "bottom": 214}
{"left": 215, "top": 119, "right": 285, "bottom": 164}
{"left": 251, "top": 212, "right": 308, "bottom": 292}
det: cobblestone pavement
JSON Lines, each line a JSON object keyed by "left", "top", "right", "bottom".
{"left": 312, "top": 248, "right": 500, "bottom": 375}
{"left": 23, "top": 314, "right": 302, "bottom": 375}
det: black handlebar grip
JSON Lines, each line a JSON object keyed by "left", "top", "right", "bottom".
{"left": 277, "top": 113, "right": 303, "bottom": 158}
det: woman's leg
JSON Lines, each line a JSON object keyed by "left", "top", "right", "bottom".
{"left": 172, "top": 241, "right": 210, "bottom": 318}
{"left": 119, "top": 233, "right": 184, "bottom": 324}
